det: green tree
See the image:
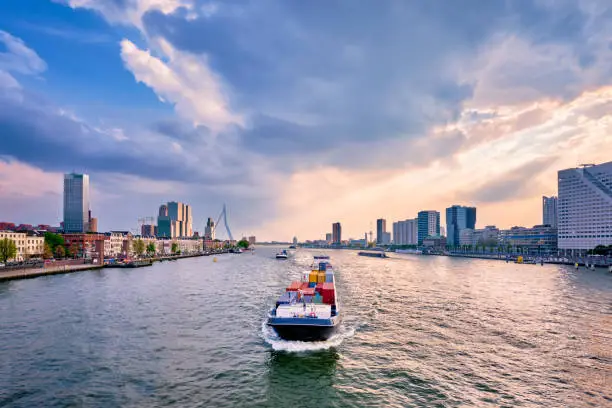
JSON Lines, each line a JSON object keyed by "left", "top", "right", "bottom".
{"left": 44, "top": 232, "right": 65, "bottom": 253}
{"left": 146, "top": 242, "right": 156, "bottom": 256}
{"left": 55, "top": 245, "right": 65, "bottom": 259}
{"left": 0, "top": 238, "right": 17, "bottom": 263}
{"left": 43, "top": 243, "right": 53, "bottom": 259}
{"left": 132, "top": 239, "right": 145, "bottom": 257}
{"left": 68, "top": 243, "right": 79, "bottom": 258}
{"left": 237, "top": 239, "right": 249, "bottom": 249}
{"left": 171, "top": 242, "right": 179, "bottom": 254}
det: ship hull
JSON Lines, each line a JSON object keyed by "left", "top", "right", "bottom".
{"left": 268, "top": 322, "right": 338, "bottom": 341}
{"left": 267, "top": 316, "right": 340, "bottom": 341}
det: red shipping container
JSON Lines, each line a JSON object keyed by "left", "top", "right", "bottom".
{"left": 300, "top": 282, "right": 310, "bottom": 290}
{"left": 301, "top": 287, "right": 316, "bottom": 296}
{"left": 286, "top": 281, "right": 302, "bottom": 291}
{"left": 315, "top": 283, "right": 324, "bottom": 294}
{"left": 321, "top": 282, "right": 335, "bottom": 304}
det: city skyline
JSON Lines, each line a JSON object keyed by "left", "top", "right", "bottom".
{"left": 2, "top": 2, "right": 612, "bottom": 240}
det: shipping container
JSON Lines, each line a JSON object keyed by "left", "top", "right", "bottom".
{"left": 309, "top": 272, "right": 318, "bottom": 283}
{"left": 325, "top": 272, "right": 334, "bottom": 283}
{"left": 318, "top": 262, "right": 327, "bottom": 271}
{"left": 317, "top": 272, "right": 326, "bottom": 283}
{"left": 286, "top": 281, "right": 302, "bottom": 291}
{"left": 301, "top": 287, "right": 316, "bottom": 296}
{"left": 300, "top": 281, "right": 310, "bottom": 290}
{"left": 308, "top": 282, "right": 316, "bottom": 288}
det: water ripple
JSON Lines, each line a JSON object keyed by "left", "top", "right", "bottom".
{"left": 0, "top": 248, "right": 611, "bottom": 407}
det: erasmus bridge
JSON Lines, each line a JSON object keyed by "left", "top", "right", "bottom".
{"left": 210, "top": 204, "right": 234, "bottom": 241}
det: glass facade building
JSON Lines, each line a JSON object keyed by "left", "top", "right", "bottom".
{"left": 63, "top": 173, "right": 90, "bottom": 233}
{"left": 542, "top": 196, "right": 558, "bottom": 227}
{"left": 417, "top": 211, "right": 440, "bottom": 245}
{"left": 332, "top": 222, "right": 342, "bottom": 244}
{"left": 445, "top": 205, "right": 477, "bottom": 247}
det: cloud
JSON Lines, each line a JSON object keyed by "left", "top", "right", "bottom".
{"left": 9, "top": 2, "right": 612, "bottom": 239}
{"left": 17, "top": 22, "right": 113, "bottom": 44}
{"left": 120, "top": 38, "right": 242, "bottom": 132}
{"left": 62, "top": 0, "right": 194, "bottom": 28}
{"left": 0, "top": 30, "right": 47, "bottom": 76}
{"left": 457, "top": 157, "right": 558, "bottom": 204}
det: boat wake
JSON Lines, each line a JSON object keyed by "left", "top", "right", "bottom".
{"left": 261, "top": 321, "right": 355, "bottom": 352}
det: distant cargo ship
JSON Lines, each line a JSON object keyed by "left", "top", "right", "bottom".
{"left": 358, "top": 251, "right": 387, "bottom": 258}
{"left": 267, "top": 255, "right": 340, "bottom": 341}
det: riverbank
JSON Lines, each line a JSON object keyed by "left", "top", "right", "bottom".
{"left": 411, "top": 252, "right": 612, "bottom": 269}
{"left": 0, "top": 251, "right": 228, "bottom": 283}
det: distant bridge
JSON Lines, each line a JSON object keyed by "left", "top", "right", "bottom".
{"left": 212, "top": 204, "right": 233, "bottom": 241}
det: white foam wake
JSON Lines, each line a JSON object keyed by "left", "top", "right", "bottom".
{"left": 260, "top": 321, "right": 355, "bottom": 352}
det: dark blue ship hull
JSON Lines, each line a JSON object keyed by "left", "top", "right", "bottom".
{"left": 268, "top": 317, "right": 340, "bottom": 341}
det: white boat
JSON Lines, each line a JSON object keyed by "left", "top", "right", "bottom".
{"left": 276, "top": 250, "right": 288, "bottom": 259}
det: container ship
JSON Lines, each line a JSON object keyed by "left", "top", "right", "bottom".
{"left": 267, "top": 255, "right": 340, "bottom": 341}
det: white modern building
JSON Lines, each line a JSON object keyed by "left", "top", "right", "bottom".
{"left": 0, "top": 231, "right": 45, "bottom": 261}
{"left": 542, "top": 196, "right": 558, "bottom": 227}
{"left": 393, "top": 219, "right": 418, "bottom": 245}
{"left": 558, "top": 162, "right": 612, "bottom": 251}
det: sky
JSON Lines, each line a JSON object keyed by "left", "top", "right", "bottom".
{"left": 1, "top": 0, "right": 611, "bottom": 241}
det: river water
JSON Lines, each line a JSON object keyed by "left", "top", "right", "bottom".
{"left": 1, "top": 247, "right": 610, "bottom": 407}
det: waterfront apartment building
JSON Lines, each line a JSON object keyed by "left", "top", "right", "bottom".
{"left": 499, "top": 225, "right": 558, "bottom": 254}
{"left": 376, "top": 219, "right": 387, "bottom": 244}
{"left": 63, "top": 173, "right": 90, "bottom": 233}
{"left": 157, "top": 201, "right": 194, "bottom": 238}
{"left": 332, "top": 223, "right": 342, "bottom": 244}
{"left": 0, "top": 231, "right": 44, "bottom": 261}
{"left": 392, "top": 219, "right": 418, "bottom": 245}
{"left": 325, "top": 233, "right": 332, "bottom": 243}
{"left": 543, "top": 196, "right": 558, "bottom": 227}
{"left": 417, "top": 211, "right": 440, "bottom": 245}
{"left": 459, "top": 225, "right": 500, "bottom": 247}
{"left": 558, "top": 162, "right": 612, "bottom": 251}
{"left": 446, "top": 205, "right": 476, "bottom": 247}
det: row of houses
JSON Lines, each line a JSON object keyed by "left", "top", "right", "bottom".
{"left": 0, "top": 230, "right": 45, "bottom": 261}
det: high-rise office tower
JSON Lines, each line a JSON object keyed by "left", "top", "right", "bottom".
{"left": 158, "top": 201, "right": 194, "bottom": 238}
{"left": 63, "top": 173, "right": 90, "bottom": 233}
{"left": 376, "top": 218, "right": 387, "bottom": 244}
{"left": 558, "top": 162, "right": 612, "bottom": 251}
{"left": 332, "top": 222, "right": 342, "bottom": 244}
{"left": 542, "top": 196, "right": 558, "bottom": 227}
{"left": 204, "top": 217, "right": 215, "bottom": 240}
{"left": 417, "top": 210, "right": 440, "bottom": 245}
{"left": 446, "top": 205, "right": 477, "bottom": 247}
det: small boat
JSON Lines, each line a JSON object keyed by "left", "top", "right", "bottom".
{"left": 267, "top": 256, "right": 340, "bottom": 341}
{"left": 289, "top": 245, "right": 296, "bottom": 249}
{"left": 276, "top": 250, "right": 288, "bottom": 259}
{"left": 358, "top": 251, "right": 387, "bottom": 258}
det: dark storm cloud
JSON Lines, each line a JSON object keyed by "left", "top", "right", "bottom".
{"left": 0, "top": 88, "right": 248, "bottom": 185}
{"left": 140, "top": 0, "right": 596, "bottom": 164}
